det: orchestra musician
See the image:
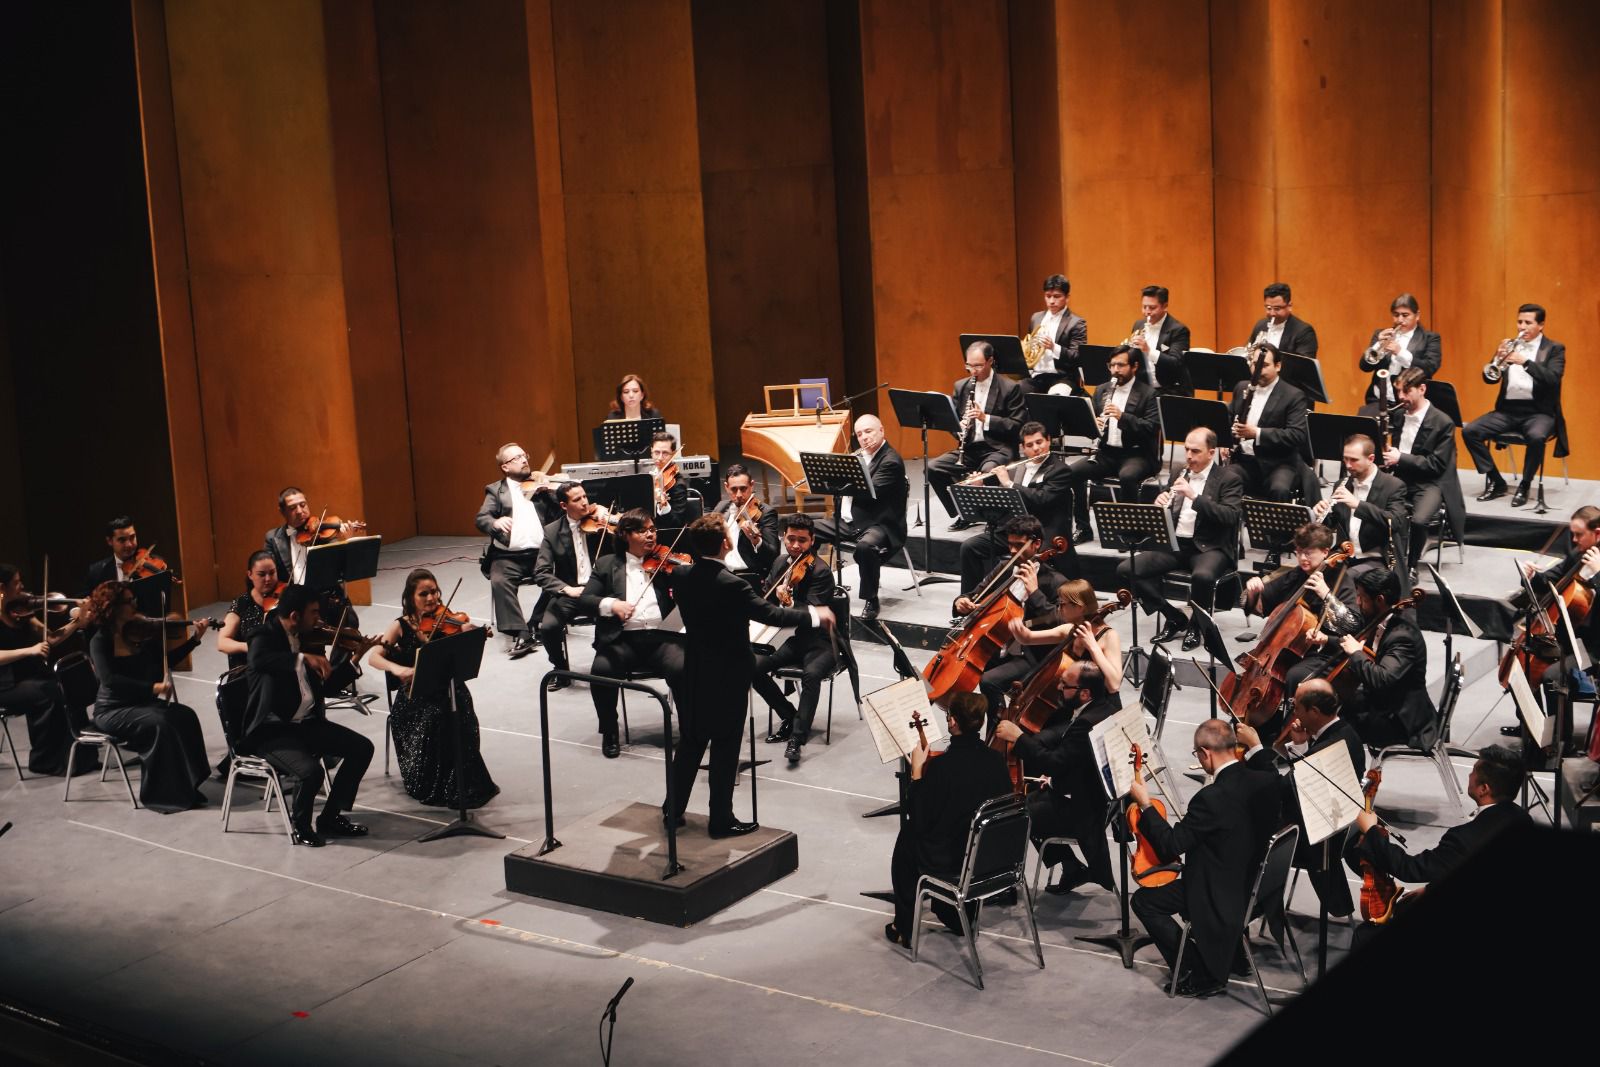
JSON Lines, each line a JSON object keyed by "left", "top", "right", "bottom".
{"left": 927, "top": 341, "right": 1028, "bottom": 530}
{"left": 1518, "top": 505, "right": 1600, "bottom": 665}
{"left": 1462, "top": 303, "right": 1567, "bottom": 507}
{"left": 213, "top": 550, "right": 282, "bottom": 773}
{"left": 532, "top": 482, "right": 614, "bottom": 689}
{"left": 711, "top": 462, "right": 780, "bottom": 585}
{"left": 1065, "top": 344, "right": 1160, "bottom": 545}
{"left": 1245, "top": 282, "right": 1319, "bottom": 358}
{"left": 955, "top": 421, "right": 1075, "bottom": 590}
{"left": 813, "top": 414, "right": 909, "bottom": 622}
{"left": 265, "top": 488, "right": 365, "bottom": 642}
{"left": 1021, "top": 274, "right": 1088, "bottom": 394}
{"left": 82, "top": 515, "right": 143, "bottom": 592}
{"left": 649, "top": 431, "right": 693, "bottom": 529}
{"left": 1360, "top": 293, "right": 1441, "bottom": 409}
{"left": 241, "top": 583, "right": 374, "bottom": 846}
{"left": 666, "top": 515, "right": 834, "bottom": 838}
{"left": 1005, "top": 576, "right": 1125, "bottom": 705}
{"left": 951, "top": 516, "right": 1065, "bottom": 718}
{"left": 884, "top": 691, "right": 1013, "bottom": 948}
{"left": 752, "top": 513, "right": 835, "bottom": 765}
{"left": 1311, "top": 434, "right": 1409, "bottom": 576}
{"left": 477, "top": 443, "right": 564, "bottom": 659}
{"left": 1337, "top": 568, "right": 1434, "bottom": 750}
{"left": 365, "top": 569, "right": 500, "bottom": 809}
{"left": 1118, "top": 428, "right": 1246, "bottom": 648}
{"left": 607, "top": 372, "right": 663, "bottom": 422}
{"left": 1128, "top": 284, "right": 1192, "bottom": 394}
{"left": 85, "top": 581, "right": 213, "bottom": 813}
{"left": 1128, "top": 719, "right": 1283, "bottom": 998}
{"left": 0, "top": 562, "right": 96, "bottom": 776}
{"left": 574, "top": 510, "right": 686, "bottom": 760}
{"left": 1228, "top": 342, "right": 1313, "bottom": 503}
{"left": 1380, "top": 368, "right": 1461, "bottom": 571}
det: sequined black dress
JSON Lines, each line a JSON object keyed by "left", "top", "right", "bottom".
{"left": 387, "top": 620, "right": 499, "bottom": 809}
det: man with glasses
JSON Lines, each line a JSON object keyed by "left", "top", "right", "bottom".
{"left": 477, "top": 442, "right": 565, "bottom": 658}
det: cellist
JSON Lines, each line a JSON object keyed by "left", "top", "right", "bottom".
{"left": 1517, "top": 504, "right": 1600, "bottom": 661}
{"left": 949, "top": 515, "right": 1063, "bottom": 719}
{"left": 1337, "top": 568, "right": 1433, "bottom": 750}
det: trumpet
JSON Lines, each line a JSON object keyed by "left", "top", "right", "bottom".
{"left": 1484, "top": 328, "right": 1529, "bottom": 383}
{"left": 1361, "top": 326, "right": 1398, "bottom": 370}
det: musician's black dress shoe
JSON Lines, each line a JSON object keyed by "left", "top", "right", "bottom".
{"left": 949, "top": 517, "right": 975, "bottom": 531}
{"left": 785, "top": 738, "right": 803, "bottom": 765}
{"left": 1180, "top": 626, "right": 1202, "bottom": 652}
{"left": 1511, "top": 486, "right": 1530, "bottom": 508}
{"left": 601, "top": 732, "right": 620, "bottom": 759}
{"left": 1174, "top": 974, "right": 1227, "bottom": 998}
{"left": 291, "top": 821, "right": 325, "bottom": 847}
{"left": 1500, "top": 723, "right": 1522, "bottom": 737}
{"left": 1478, "top": 480, "right": 1508, "bottom": 502}
{"left": 860, "top": 598, "right": 880, "bottom": 621}
{"left": 766, "top": 720, "right": 793, "bottom": 744}
{"left": 708, "top": 819, "right": 759, "bottom": 839}
{"left": 317, "top": 813, "right": 368, "bottom": 838}
{"left": 1072, "top": 527, "right": 1095, "bottom": 546}
{"left": 546, "top": 674, "right": 572, "bottom": 691}
{"left": 1152, "top": 616, "right": 1188, "bottom": 644}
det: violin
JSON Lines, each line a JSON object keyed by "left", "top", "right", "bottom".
{"left": 579, "top": 503, "right": 619, "bottom": 535}
{"left": 1357, "top": 769, "right": 1405, "bottom": 923}
{"left": 1221, "top": 541, "right": 1356, "bottom": 728}
{"left": 737, "top": 496, "right": 764, "bottom": 542}
{"left": 641, "top": 545, "right": 692, "bottom": 577}
{"left": 909, "top": 711, "right": 943, "bottom": 760}
{"left": 2, "top": 591, "right": 77, "bottom": 620}
{"left": 771, "top": 551, "right": 815, "bottom": 607}
{"left": 1127, "top": 745, "right": 1179, "bottom": 888}
{"left": 124, "top": 544, "right": 180, "bottom": 584}
{"left": 260, "top": 580, "right": 288, "bottom": 613}
{"left": 1325, "top": 587, "right": 1426, "bottom": 699}
{"left": 303, "top": 623, "right": 391, "bottom": 656}
{"left": 411, "top": 607, "right": 482, "bottom": 640}
{"left": 922, "top": 535, "right": 1070, "bottom": 708}
{"left": 121, "top": 614, "right": 217, "bottom": 646}
{"left": 1499, "top": 554, "right": 1595, "bottom": 690}
{"left": 295, "top": 513, "right": 366, "bottom": 546}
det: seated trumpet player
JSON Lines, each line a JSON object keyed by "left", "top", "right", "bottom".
{"left": 1228, "top": 342, "right": 1314, "bottom": 503}
{"left": 1245, "top": 282, "right": 1318, "bottom": 357}
{"left": 1359, "top": 293, "right": 1441, "bottom": 410}
{"left": 926, "top": 341, "right": 1028, "bottom": 530}
{"left": 955, "top": 421, "right": 1075, "bottom": 592}
{"left": 1311, "top": 434, "right": 1409, "bottom": 578}
{"left": 1020, "top": 273, "right": 1088, "bottom": 394}
{"left": 711, "top": 463, "right": 780, "bottom": 586}
{"left": 649, "top": 431, "right": 693, "bottom": 529}
{"left": 1463, "top": 303, "right": 1567, "bottom": 507}
{"left": 752, "top": 513, "right": 836, "bottom": 766}
{"left": 1379, "top": 368, "right": 1459, "bottom": 570}
{"left": 1065, "top": 345, "right": 1159, "bottom": 545}
{"left": 950, "top": 516, "right": 1064, "bottom": 717}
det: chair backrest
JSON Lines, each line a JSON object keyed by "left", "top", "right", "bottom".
{"left": 1424, "top": 379, "right": 1462, "bottom": 427}
{"left": 827, "top": 586, "right": 854, "bottom": 666}
{"left": 1434, "top": 652, "right": 1464, "bottom": 738}
{"left": 1247, "top": 824, "right": 1300, "bottom": 922}
{"left": 1142, "top": 644, "right": 1176, "bottom": 740}
{"left": 958, "top": 793, "right": 1031, "bottom": 895}
{"left": 54, "top": 652, "right": 98, "bottom": 725}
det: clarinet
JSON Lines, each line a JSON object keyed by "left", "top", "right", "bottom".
{"left": 959, "top": 375, "right": 978, "bottom": 449}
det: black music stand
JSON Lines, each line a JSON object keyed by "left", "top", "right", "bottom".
{"left": 958, "top": 333, "right": 1028, "bottom": 377}
{"left": 304, "top": 535, "right": 382, "bottom": 593}
{"left": 1092, "top": 501, "right": 1177, "bottom": 686}
{"left": 1074, "top": 801, "right": 1153, "bottom": 968}
{"left": 127, "top": 571, "right": 174, "bottom": 618}
{"left": 1421, "top": 562, "right": 1481, "bottom": 758}
{"left": 950, "top": 482, "right": 1026, "bottom": 530}
{"left": 1308, "top": 412, "right": 1381, "bottom": 466}
{"left": 580, "top": 473, "right": 654, "bottom": 521}
{"left": 1279, "top": 351, "right": 1328, "bottom": 404}
{"left": 1421, "top": 379, "right": 1463, "bottom": 427}
{"left": 799, "top": 450, "right": 876, "bottom": 585}
{"left": 412, "top": 626, "right": 503, "bottom": 842}
{"left": 888, "top": 388, "right": 963, "bottom": 588}
{"left": 1241, "top": 499, "right": 1312, "bottom": 558}
{"left": 1024, "top": 392, "right": 1099, "bottom": 446}
{"left": 592, "top": 417, "right": 666, "bottom": 463}
{"left": 1182, "top": 349, "right": 1251, "bottom": 401}
{"left": 1181, "top": 605, "right": 1234, "bottom": 722}
{"left": 1075, "top": 343, "right": 1116, "bottom": 389}
{"left": 1157, "top": 396, "right": 1236, "bottom": 449}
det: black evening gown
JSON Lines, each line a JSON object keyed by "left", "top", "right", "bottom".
{"left": 0, "top": 620, "right": 98, "bottom": 776}
{"left": 88, "top": 628, "right": 210, "bottom": 813}
{"left": 387, "top": 621, "right": 499, "bottom": 810}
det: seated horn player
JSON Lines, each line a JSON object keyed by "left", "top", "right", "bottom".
{"left": 1020, "top": 273, "right": 1088, "bottom": 395}
{"left": 752, "top": 513, "right": 837, "bottom": 766}
{"left": 1065, "top": 344, "right": 1160, "bottom": 545}
{"left": 1379, "top": 368, "right": 1459, "bottom": 573}
{"left": 949, "top": 516, "right": 1063, "bottom": 722}
{"left": 1228, "top": 342, "right": 1313, "bottom": 504}
{"left": 955, "top": 421, "right": 1077, "bottom": 593}
{"left": 710, "top": 462, "right": 780, "bottom": 587}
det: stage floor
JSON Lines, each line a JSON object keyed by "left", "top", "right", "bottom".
{"left": 0, "top": 534, "right": 1575, "bottom": 1065}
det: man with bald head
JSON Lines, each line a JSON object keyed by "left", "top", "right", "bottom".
{"left": 814, "top": 414, "right": 909, "bottom": 620}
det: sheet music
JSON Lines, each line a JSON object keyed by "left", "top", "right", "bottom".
{"left": 1506, "top": 657, "right": 1552, "bottom": 747}
{"left": 749, "top": 620, "right": 795, "bottom": 648}
{"left": 1089, "top": 705, "right": 1162, "bottom": 800}
{"left": 1291, "top": 743, "right": 1362, "bottom": 845}
{"left": 861, "top": 679, "right": 946, "bottom": 764}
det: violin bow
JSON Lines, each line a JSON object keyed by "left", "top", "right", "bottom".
{"left": 1186, "top": 655, "right": 1244, "bottom": 727}
{"left": 964, "top": 539, "right": 1035, "bottom": 616}
{"left": 629, "top": 525, "right": 690, "bottom": 609}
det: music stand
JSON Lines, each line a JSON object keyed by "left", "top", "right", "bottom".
{"left": 1278, "top": 351, "right": 1328, "bottom": 404}
{"left": 127, "top": 571, "right": 174, "bottom": 618}
{"left": 580, "top": 473, "right": 654, "bottom": 521}
{"left": 411, "top": 626, "right": 503, "bottom": 842}
{"left": 592, "top": 417, "right": 666, "bottom": 463}
{"left": 304, "top": 535, "right": 382, "bottom": 593}
{"left": 949, "top": 483, "right": 1025, "bottom": 529}
{"left": 1182, "top": 350, "right": 1251, "bottom": 401}
{"left": 1182, "top": 604, "right": 1235, "bottom": 722}
{"left": 1075, "top": 344, "right": 1116, "bottom": 389}
{"left": 799, "top": 450, "right": 875, "bottom": 586}
{"left": 1420, "top": 562, "right": 1481, "bottom": 758}
{"left": 1157, "top": 396, "right": 1235, "bottom": 449}
{"left": 1092, "top": 501, "right": 1177, "bottom": 686}
{"left": 1241, "top": 499, "right": 1312, "bottom": 557}
{"left": 1420, "top": 379, "right": 1463, "bottom": 427}
{"left": 958, "top": 333, "right": 1028, "bottom": 378}
{"left": 888, "top": 388, "right": 963, "bottom": 588}
{"left": 1023, "top": 393, "right": 1097, "bottom": 446}
{"left": 1308, "top": 413, "right": 1380, "bottom": 465}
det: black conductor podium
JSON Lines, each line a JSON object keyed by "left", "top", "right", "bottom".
{"left": 1092, "top": 501, "right": 1177, "bottom": 685}
{"left": 887, "top": 387, "right": 963, "bottom": 587}
{"left": 411, "top": 625, "right": 503, "bottom": 842}
{"left": 593, "top": 417, "right": 666, "bottom": 462}
{"left": 958, "top": 333, "right": 1027, "bottom": 378}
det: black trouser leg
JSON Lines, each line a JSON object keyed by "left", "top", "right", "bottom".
{"left": 487, "top": 553, "right": 538, "bottom": 636}
{"left": 536, "top": 596, "right": 578, "bottom": 668}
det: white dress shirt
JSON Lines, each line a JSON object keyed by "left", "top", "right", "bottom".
{"left": 1344, "top": 467, "right": 1377, "bottom": 554}
{"left": 1019, "top": 455, "right": 1045, "bottom": 487}
{"left": 566, "top": 518, "right": 593, "bottom": 585}
{"left": 1102, "top": 379, "right": 1135, "bottom": 448}
{"left": 599, "top": 553, "right": 665, "bottom": 630}
{"left": 1174, "top": 461, "right": 1214, "bottom": 540}
{"left": 1034, "top": 310, "right": 1063, "bottom": 374}
{"left": 505, "top": 479, "right": 545, "bottom": 552}
{"left": 1141, "top": 316, "right": 1165, "bottom": 386}
{"left": 1383, "top": 329, "right": 1416, "bottom": 400}
{"left": 970, "top": 376, "right": 992, "bottom": 442}
{"left": 285, "top": 629, "right": 315, "bottom": 722}
{"left": 288, "top": 533, "right": 308, "bottom": 584}
{"left": 1258, "top": 318, "right": 1285, "bottom": 349}
{"left": 723, "top": 506, "right": 748, "bottom": 570}
{"left": 1397, "top": 399, "right": 1429, "bottom": 454}
{"left": 1504, "top": 337, "right": 1539, "bottom": 401}
{"left": 1239, "top": 378, "right": 1277, "bottom": 456}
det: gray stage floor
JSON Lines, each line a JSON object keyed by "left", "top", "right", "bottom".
{"left": 0, "top": 535, "right": 1559, "bottom": 1065}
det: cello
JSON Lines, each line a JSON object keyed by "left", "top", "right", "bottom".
{"left": 1356, "top": 769, "right": 1405, "bottom": 923}
{"left": 1498, "top": 555, "right": 1595, "bottom": 690}
{"left": 922, "top": 535, "right": 1069, "bottom": 708}
{"left": 1220, "top": 541, "right": 1355, "bottom": 727}
{"left": 1126, "top": 744, "right": 1179, "bottom": 888}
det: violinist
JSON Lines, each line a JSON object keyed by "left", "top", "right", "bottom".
{"left": 1119, "top": 427, "right": 1246, "bottom": 648}
{"left": 814, "top": 414, "right": 909, "bottom": 622}
{"left": 1381, "top": 369, "right": 1459, "bottom": 572}
{"left": 752, "top": 513, "right": 835, "bottom": 765}
{"left": 85, "top": 581, "right": 213, "bottom": 813}
{"left": 212, "top": 550, "right": 282, "bottom": 775}
{"left": 1227, "top": 342, "right": 1314, "bottom": 503}
{"left": 927, "top": 340, "right": 1028, "bottom": 529}
{"left": 0, "top": 563, "right": 96, "bottom": 776}
{"left": 478, "top": 442, "right": 565, "bottom": 659}
{"left": 606, "top": 373, "right": 663, "bottom": 422}
{"left": 265, "top": 488, "right": 364, "bottom": 636}
{"left": 884, "top": 692, "right": 1013, "bottom": 948}
{"left": 1338, "top": 568, "right": 1434, "bottom": 750}
{"left": 956, "top": 422, "right": 1075, "bottom": 590}
{"left": 1064, "top": 345, "right": 1160, "bottom": 545}
{"left": 365, "top": 569, "right": 499, "bottom": 808}
{"left": 711, "top": 463, "right": 780, "bottom": 585}
{"left": 573, "top": 510, "right": 686, "bottom": 759}
{"left": 241, "top": 583, "right": 373, "bottom": 846}
{"left": 649, "top": 431, "right": 691, "bottom": 529}
{"left": 1128, "top": 719, "right": 1282, "bottom": 998}
{"left": 82, "top": 515, "right": 143, "bottom": 592}
{"left": 1311, "top": 435, "right": 1409, "bottom": 578}
{"left": 532, "top": 482, "right": 614, "bottom": 688}
{"left": 997, "top": 659, "right": 1120, "bottom": 896}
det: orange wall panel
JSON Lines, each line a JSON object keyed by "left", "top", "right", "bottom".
{"left": 1008, "top": 0, "right": 1065, "bottom": 327}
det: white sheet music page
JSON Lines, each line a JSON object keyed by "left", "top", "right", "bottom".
{"left": 861, "top": 678, "right": 946, "bottom": 764}
{"left": 1089, "top": 705, "right": 1160, "bottom": 800}
{"left": 1292, "top": 743, "right": 1362, "bottom": 845}
{"left": 1506, "top": 657, "right": 1552, "bottom": 747}
{"left": 1553, "top": 589, "right": 1591, "bottom": 672}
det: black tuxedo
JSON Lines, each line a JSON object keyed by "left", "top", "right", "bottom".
{"left": 241, "top": 620, "right": 372, "bottom": 826}
{"left": 1386, "top": 401, "right": 1463, "bottom": 567}
{"left": 711, "top": 498, "right": 781, "bottom": 580}
{"left": 928, "top": 372, "right": 1030, "bottom": 518}
{"left": 666, "top": 559, "right": 811, "bottom": 827}
{"left": 1131, "top": 314, "right": 1192, "bottom": 394}
{"left": 1322, "top": 469, "right": 1410, "bottom": 572}
{"left": 751, "top": 553, "right": 837, "bottom": 742}
{"left": 81, "top": 556, "right": 122, "bottom": 596}
{"left": 476, "top": 478, "right": 562, "bottom": 637}
{"left": 814, "top": 443, "right": 909, "bottom": 603}
{"left": 1068, "top": 377, "right": 1161, "bottom": 533}
{"left": 576, "top": 552, "right": 685, "bottom": 737}
{"left": 1363, "top": 325, "right": 1442, "bottom": 405}
{"left": 1019, "top": 694, "right": 1121, "bottom": 889}
{"left": 1344, "top": 610, "right": 1434, "bottom": 749}
{"left": 1347, "top": 801, "right": 1532, "bottom": 884}
{"left": 1247, "top": 314, "right": 1319, "bottom": 358}
{"left": 532, "top": 516, "right": 612, "bottom": 669}
{"left": 1464, "top": 334, "right": 1568, "bottom": 487}
{"left": 651, "top": 468, "right": 693, "bottom": 531}
{"left": 957, "top": 455, "right": 1078, "bottom": 590}
{"left": 1228, "top": 379, "right": 1312, "bottom": 502}
{"left": 1024, "top": 308, "right": 1089, "bottom": 392}
{"left": 1247, "top": 717, "right": 1367, "bottom": 912}
{"left": 1118, "top": 463, "right": 1245, "bottom": 624}
{"left": 890, "top": 732, "right": 1013, "bottom": 935}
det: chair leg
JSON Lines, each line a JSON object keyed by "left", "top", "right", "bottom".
{"left": 620, "top": 689, "right": 631, "bottom": 745}
{"left": 1433, "top": 746, "right": 1465, "bottom": 818}
{"left": 824, "top": 675, "right": 835, "bottom": 745}
{"left": 1019, "top": 876, "right": 1046, "bottom": 969}
{"left": 110, "top": 745, "right": 137, "bottom": 808}
{"left": 1168, "top": 923, "right": 1191, "bottom": 997}
{"left": 909, "top": 885, "right": 927, "bottom": 962}
{"left": 221, "top": 763, "right": 237, "bottom": 828}
{"left": 383, "top": 713, "right": 392, "bottom": 776}
{"left": 270, "top": 773, "right": 293, "bottom": 837}
{"left": 63, "top": 741, "right": 79, "bottom": 800}
{"left": 1, "top": 717, "right": 24, "bottom": 780}
{"left": 900, "top": 546, "right": 924, "bottom": 597}
{"left": 1242, "top": 935, "right": 1272, "bottom": 1016}
{"left": 1282, "top": 915, "right": 1309, "bottom": 987}
{"left": 955, "top": 894, "right": 983, "bottom": 989}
